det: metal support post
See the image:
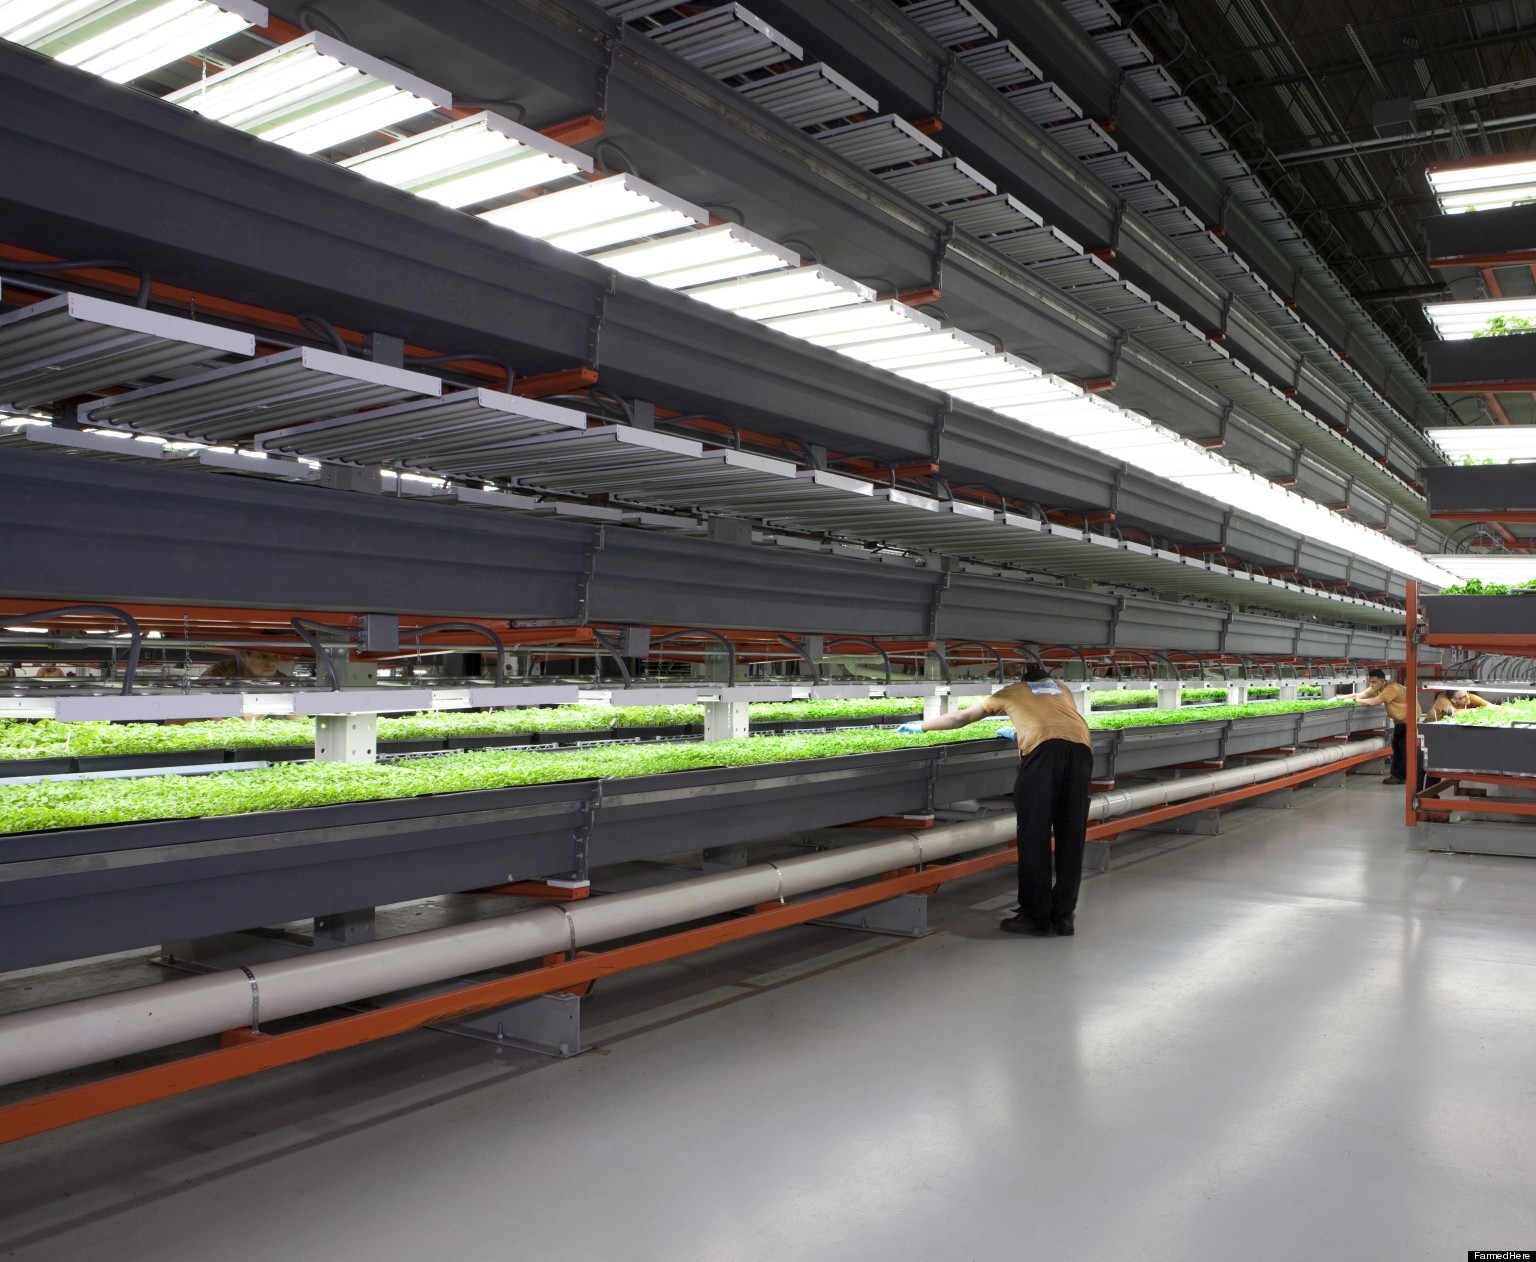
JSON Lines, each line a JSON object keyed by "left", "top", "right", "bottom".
{"left": 1320, "top": 682, "right": 1339, "bottom": 699}
{"left": 1225, "top": 680, "right": 1249, "bottom": 705}
{"left": 1155, "top": 680, "right": 1181, "bottom": 709}
{"left": 923, "top": 689, "right": 957, "bottom": 720}
{"left": 702, "top": 699, "right": 750, "bottom": 741}
{"left": 1279, "top": 680, "right": 1300, "bottom": 700}
{"left": 314, "top": 713, "right": 378, "bottom": 763}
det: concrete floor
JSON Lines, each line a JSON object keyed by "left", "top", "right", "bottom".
{"left": 2, "top": 777, "right": 1534, "bottom": 1261}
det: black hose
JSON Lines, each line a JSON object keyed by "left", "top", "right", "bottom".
{"left": 946, "top": 640, "right": 1002, "bottom": 682}
{"left": 2, "top": 259, "right": 150, "bottom": 308}
{"left": 925, "top": 647, "right": 951, "bottom": 686}
{"left": 652, "top": 629, "right": 738, "bottom": 688}
{"left": 589, "top": 627, "right": 633, "bottom": 688}
{"left": 409, "top": 353, "right": 514, "bottom": 393}
{"left": 290, "top": 618, "right": 344, "bottom": 691}
{"left": 776, "top": 634, "right": 821, "bottom": 686}
{"left": 297, "top": 313, "right": 348, "bottom": 357}
{"left": 825, "top": 637, "right": 892, "bottom": 686}
{"left": 404, "top": 622, "right": 506, "bottom": 686}
{"left": 9, "top": 605, "right": 141, "bottom": 695}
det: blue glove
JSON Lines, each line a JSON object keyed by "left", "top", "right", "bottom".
{"left": 995, "top": 726, "right": 1017, "bottom": 742}
{"left": 895, "top": 722, "right": 925, "bottom": 735}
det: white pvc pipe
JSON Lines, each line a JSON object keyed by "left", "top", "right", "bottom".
{"left": 0, "top": 737, "right": 1383, "bottom": 1087}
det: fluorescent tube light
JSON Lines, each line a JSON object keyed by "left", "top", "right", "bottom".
{"left": 1425, "top": 426, "right": 1536, "bottom": 463}
{"left": 1425, "top": 555, "right": 1536, "bottom": 583}
{"left": 1427, "top": 154, "right": 1536, "bottom": 215}
{"left": 165, "top": 32, "right": 450, "bottom": 154}
{"left": 339, "top": 111, "right": 591, "bottom": 208}
{"left": 479, "top": 173, "right": 708, "bottom": 253}
{"left": 1423, "top": 297, "right": 1536, "bottom": 341}
{"left": 1, "top": 0, "right": 265, "bottom": 83}
{"left": 683, "top": 265, "right": 874, "bottom": 318}
{"left": 589, "top": 223, "right": 799, "bottom": 289}
{"left": 763, "top": 300, "right": 937, "bottom": 347}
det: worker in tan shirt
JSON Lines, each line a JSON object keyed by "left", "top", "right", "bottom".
{"left": 1350, "top": 669, "right": 1411, "bottom": 784}
{"left": 1423, "top": 689, "right": 1495, "bottom": 722}
{"left": 899, "top": 665, "right": 1093, "bottom": 937}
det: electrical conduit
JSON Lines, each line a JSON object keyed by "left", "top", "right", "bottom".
{"left": 0, "top": 737, "right": 1383, "bottom": 1087}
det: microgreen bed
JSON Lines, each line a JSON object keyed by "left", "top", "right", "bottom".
{"left": 0, "top": 698, "right": 1356, "bottom": 835}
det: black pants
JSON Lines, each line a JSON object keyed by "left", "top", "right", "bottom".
{"left": 1389, "top": 722, "right": 1407, "bottom": 781}
{"left": 1013, "top": 738, "right": 1094, "bottom": 928}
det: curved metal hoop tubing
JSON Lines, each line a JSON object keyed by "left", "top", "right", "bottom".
{"left": 775, "top": 635, "right": 821, "bottom": 686}
{"left": 945, "top": 640, "right": 1003, "bottom": 682}
{"left": 588, "top": 628, "right": 632, "bottom": 689}
{"left": 291, "top": 619, "right": 346, "bottom": 691}
{"left": 824, "top": 637, "right": 891, "bottom": 686}
{"left": 403, "top": 623, "right": 506, "bottom": 686}
{"left": 10, "top": 605, "right": 142, "bottom": 696}
{"left": 1164, "top": 649, "right": 1209, "bottom": 681}
{"left": 651, "top": 629, "right": 738, "bottom": 688}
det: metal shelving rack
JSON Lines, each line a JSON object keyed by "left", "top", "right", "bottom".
{"left": 1405, "top": 468, "right": 1536, "bottom": 855}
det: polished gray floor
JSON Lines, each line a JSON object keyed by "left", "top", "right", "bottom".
{"left": 2, "top": 778, "right": 1534, "bottom": 1261}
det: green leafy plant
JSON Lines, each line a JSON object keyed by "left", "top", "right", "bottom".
{"left": 1439, "top": 577, "right": 1536, "bottom": 596}
{"left": 1473, "top": 314, "right": 1536, "bottom": 338}
{"left": 0, "top": 697, "right": 1361, "bottom": 835}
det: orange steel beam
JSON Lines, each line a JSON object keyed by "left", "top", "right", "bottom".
{"left": 0, "top": 742, "right": 1385, "bottom": 1145}
{"left": 1483, "top": 392, "right": 1514, "bottom": 424}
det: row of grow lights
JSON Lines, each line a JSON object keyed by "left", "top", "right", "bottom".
{"left": 2, "top": 2, "right": 1453, "bottom": 587}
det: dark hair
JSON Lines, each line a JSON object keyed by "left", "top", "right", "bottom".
{"left": 1022, "top": 665, "right": 1051, "bottom": 683}
{"left": 1368, "top": 669, "right": 1387, "bottom": 680}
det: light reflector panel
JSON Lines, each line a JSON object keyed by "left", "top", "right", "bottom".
{"left": 0, "top": 292, "right": 254, "bottom": 408}
{"left": 77, "top": 346, "right": 440, "bottom": 440}
{"left": 164, "top": 32, "right": 451, "bottom": 154}
{"left": 683, "top": 265, "right": 875, "bottom": 319}
{"left": 589, "top": 223, "right": 799, "bottom": 289}
{"left": 340, "top": 111, "right": 591, "bottom": 208}
{"left": 0, "top": 0, "right": 266, "bottom": 83}
{"left": 479, "top": 173, "right": 708, "bottom": 253}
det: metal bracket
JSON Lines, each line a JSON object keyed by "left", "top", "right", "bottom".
{"left": 564, "top": 784, "right": 602, "bottom": 882}
{"left": 1109, "top": 464, "right": 1125, "bottom": 515}
{"left": 934, "top": 48, "right": 957, "bottom": 118}
{"left": 1107, "top": 65, "right": 1127, "bottom": 126}
{"left": 929, "top": 402, "right": 950, "bottom": 465}
{"left": 1218, "top": 611, "right": 1234, "bottom": 653}
{"left": 587, "top": 272, "right": 616, "bottom": 371}
{"left": 1219, "top": 508, "right": 1232, "bottom": 552}
{"left": 931, "top": 221, "right": 956, "bottom": 293}
{"left": 1107, "top": 595, "right": 1126, "bottom": 647}
{"left": 1217, "top": 400, "right": 1233, "bottom": 444}
{"left": 1104, "top": 328, "right": 1129, "bottom": 386}
{"left": 595, "top": 33, "right": 620, "bottom": 119}
{"left": 1108, "top": 198, "right": 1127, "bottom": 255}
{"left": 927, "top": 562, "right": 951, "bottom": 641}
{"left": 923, "top": 747, "right": 946, "bottom": 814}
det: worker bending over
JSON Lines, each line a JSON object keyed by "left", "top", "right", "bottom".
{"left": 1350, "top": 669, "right": 1411, "bottom": 784}
{"left": 201, "top": 650, "right": 283, "bottom": 679}
{"left": 899, "top": 665, "right": 1092, "bottom": 937}
{"left": 1423, "top": 689, "right": 1494, "bottom": 722}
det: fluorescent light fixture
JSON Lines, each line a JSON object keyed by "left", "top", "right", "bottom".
{"left": 339, "top": 111, "right": 591, "bottom": 208}
{"left": 1424, "top": 297, "right": 1536, "bottom": 341}
{"left": 1425, "top": 426, "right": 1536, "bottom": 463}
{"left": 0, "top": 291, "right": 253, "bottom": 407}
{"left": 1427, "top": 154, "right": 1536, "bottom": 215}
{"left": 763, "top": 299, "right": 937, "bottom": 348}
{"left": 1, "top": 0, "right": 265, "bottom": 83}
{"left": 683, "top": 265, "right": 874, "bottom": 319}
{"left": 1425, "top": 554, "right": 1536, "bottom": 583}
{"left": 479, "top": 173, "right": 708, "bottom": 254}
{"left": 165, "top": 32, "right": 450, "bottom": 154}
{"left": 589, "top": 223, "right": 799, "bottom": 289}
{"left": 852, "top": 330, "right": 995, "bottom": 371}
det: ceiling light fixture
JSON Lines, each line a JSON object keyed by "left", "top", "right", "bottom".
{"left": 164, "top": 32, "right": 450, "bottom": 154}
{"left": 479, "top": 172, "right": 708, "bottom": 253}
{"left": 0, "top": 0, "right": 266, "bottom": 83}
{"left": 340, "top": 111, "right": 591, "bottom": 208}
